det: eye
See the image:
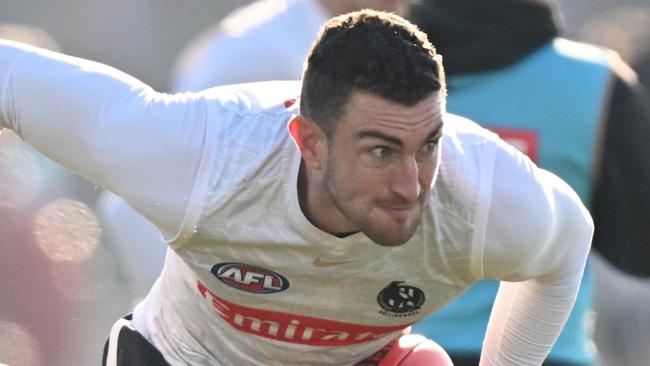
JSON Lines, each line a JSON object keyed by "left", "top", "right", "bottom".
{"left": 420, "top": 141, "right": 437, "bottom": 155}
{"left": 370, "top": 146, "right": 392, "bottom": 158}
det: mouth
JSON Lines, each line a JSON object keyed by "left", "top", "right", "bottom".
{"left": 378, "top": 204, "right": 416, "bottom": 221}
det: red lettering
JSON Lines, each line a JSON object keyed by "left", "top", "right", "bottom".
{"left": 196, "top": 280, "right": 410, "bottom": 346}
{"left": 488, "top": 127, "right": 539, "bottom": 163}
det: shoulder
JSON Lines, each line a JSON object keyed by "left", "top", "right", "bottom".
{"left": 198, "top": 80, "right": 301, "bottom": 113}
{"left": 218, "top": 0, "right": 298, "bottom": 36}
{"left": 197, "top": 81, "right": 300, "bottom": 155}
{"left": 438, "top": 113, "right": 501, "bottom": 191}
{"left": 549, "top": 37, "right": 636, "bottom": 84}
{"left": 438, "top": 114, "right": 592, "bottom": 281}
{"left": 440, "top": 113, "right": 500, "bottom": 160}
{"left": 186, "top": 0, "right": 324, "bottom": 59}
{"left": 552, "top": 38, "right": 611, "bottom": 64}
{"left": 481, "top": 142, "right": 593, "bottom": 280}
{"left": 198, "top": 80, "right": 299, "bottom": 181}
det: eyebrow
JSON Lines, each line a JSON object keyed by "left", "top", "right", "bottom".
{"left": 357, "top": 130, "right": 404, "bottom": 146}
{"left": 428, "top": 126, "right": 444, "bottom": 142}
{"left": 356, "top": 125, "right": 443, "bottom": 147}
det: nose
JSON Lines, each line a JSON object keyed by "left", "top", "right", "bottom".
{"left": 390, "top": 156, "right": 421, "bottom": 202}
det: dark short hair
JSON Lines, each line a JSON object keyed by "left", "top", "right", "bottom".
{"left": 300, "top": 9, "right": 445, "bottom": 137}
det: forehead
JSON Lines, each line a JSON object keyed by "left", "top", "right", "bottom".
{"left": 339, "top": 91, "right": 443, "bottom": 139}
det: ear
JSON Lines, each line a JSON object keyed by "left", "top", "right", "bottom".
{"left": 288, "top": 115, "right": 327, "bottom": 170}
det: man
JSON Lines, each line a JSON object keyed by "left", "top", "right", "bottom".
{"left": 0, "top": 10, "right": 592, "bottom": 366}
{"left": 408, "top": 1, "right": 650, "bottom": 366}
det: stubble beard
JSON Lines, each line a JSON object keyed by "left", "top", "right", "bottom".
{"left": 323, "top": 161, "right": 424, "bottom": 247}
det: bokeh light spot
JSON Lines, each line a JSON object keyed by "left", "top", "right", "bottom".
{"left": 0, "top": 320, "right": 41, "bottom": 366}
{"left": 33, "top": 199, "right": 100, "bottom": 262}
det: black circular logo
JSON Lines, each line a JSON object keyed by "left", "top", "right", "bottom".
{"left": 377, "top": 281, "right": 425, "bottom": 314}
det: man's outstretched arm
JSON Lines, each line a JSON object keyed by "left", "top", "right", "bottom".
{"left": 478, "top": 141, "right": 593, "bottom": 365}
{"left": 0, "top": 40, "right": 212, "bottom": 240}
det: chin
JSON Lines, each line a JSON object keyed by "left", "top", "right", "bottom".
{"left": 372, "top": 239, "right": 409, "bottom": 247}
{"left": 360, "top": 212, "right": 422, "bottom": 246}
{"left": 366, "top": 226, "right": 418, "bottom": 247}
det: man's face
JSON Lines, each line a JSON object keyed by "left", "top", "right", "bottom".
{"left": 322, "top": 91, "right": 443, "bottom": 246}
{"left": 353, "top": 0, "right": 410, "bottom": 16}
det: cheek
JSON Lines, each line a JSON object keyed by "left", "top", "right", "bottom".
{"left": 336, "top": 166, "right": 385, "bottom": 203}
{"left": 347, "top": 169, "right": 379, "bottom": 194}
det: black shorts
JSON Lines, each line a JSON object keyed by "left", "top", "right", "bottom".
{"left": 102, "top": 314, "right": 169, "bottom": 366}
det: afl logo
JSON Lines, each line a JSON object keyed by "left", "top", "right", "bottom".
{"left": 377, "top": 281, "right": 425, "bottom": 316}
{"left": 211, "top": 262, "right": 290, "bottom": 294}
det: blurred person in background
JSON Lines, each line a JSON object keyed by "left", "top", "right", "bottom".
{"left": 407, "top": 1, "right": 650, "bottom": 366}
{"left": 172, "top": 0, "right": 410, "bottom": 91}
{"left": 95, "top": 0, "right": 411, "bottom": 301}
{"left": 575, "top": 5, "right": 650, "bottom": 365}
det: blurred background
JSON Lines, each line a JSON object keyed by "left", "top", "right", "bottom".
{"left": 0, "top": 0, "right": 648, "bottom": 365}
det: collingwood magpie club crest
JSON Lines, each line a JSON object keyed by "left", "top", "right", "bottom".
{"left": 377, "top": 281, "right": 425, "bottom": 317}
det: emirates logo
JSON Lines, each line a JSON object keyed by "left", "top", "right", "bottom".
{"left": 197, "top": 281, "right": 409, "bottom": 346}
